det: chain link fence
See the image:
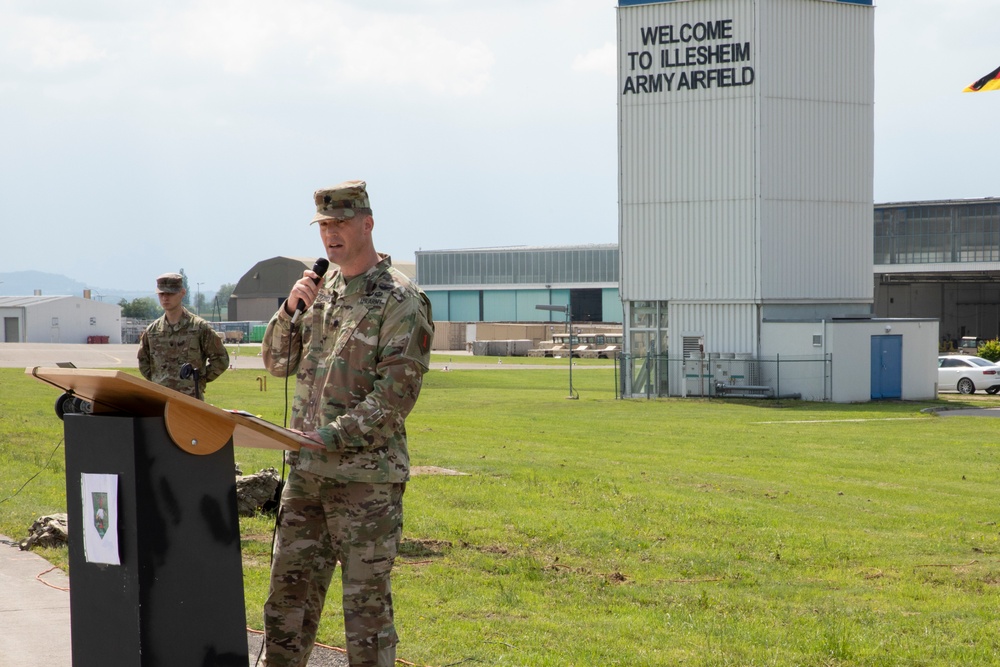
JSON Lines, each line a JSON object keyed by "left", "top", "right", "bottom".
{"left": 616, "top": 353, "right": 833, "bottom": 400}
{"left": 121, "top": 319, "right": 268, "bottom": 344}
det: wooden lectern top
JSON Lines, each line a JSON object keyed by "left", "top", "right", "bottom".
{"left": 28, "top": 367, "right": 307, "bottom": 456}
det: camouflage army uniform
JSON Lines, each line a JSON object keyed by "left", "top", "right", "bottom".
{"left": 137, "top": 308, "right": 230, "bottom": 398}
{"left": 261, "top": 254, "right": 433, "bottom": 667}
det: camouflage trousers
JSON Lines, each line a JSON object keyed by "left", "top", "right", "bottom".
{"left": 262, "top": 469, "right": 405, "bottom": 667}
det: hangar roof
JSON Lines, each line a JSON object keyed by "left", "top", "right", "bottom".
{"left": 0, "top": 295, "right": 76, "bottom": 307}
{"left": 876, "top": 197, "right": 1000, "bottom": 209}
{"left": 415, "top": 243, "right": 617, "bottom": 255}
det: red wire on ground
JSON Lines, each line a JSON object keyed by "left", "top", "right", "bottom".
{"left": 36, "top": 566, "right": 69, "bottom": 592}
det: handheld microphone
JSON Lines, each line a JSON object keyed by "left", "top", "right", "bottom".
{"left": 180, "top": 363, "right": 202, "bottom": 400}
{"left": 291, "top": 257, "right": 330, "bottom": 324}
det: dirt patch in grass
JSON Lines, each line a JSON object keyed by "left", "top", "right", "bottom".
{"left": 412, "top": 466, "right": 467, "bottom": 476}
{"left": 400, "top": 538, "right": 452, "bottom": 558}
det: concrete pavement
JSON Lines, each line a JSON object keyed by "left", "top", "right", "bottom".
{"left": 0, "top": 342, "right": 504, "bottom": 372}
{"left": 935, "top": 407, "right": 1000, "bottom": 417}
{"left": 0, "top": 342, "right": 267, "bottom": 371}
{"left": 0, "top": 534, "right": 348, "bottom": 666}
{"left": 0, "top": 535, "right": 72, "bottom": 667}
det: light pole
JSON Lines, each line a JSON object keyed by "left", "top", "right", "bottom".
{"left": 196, "top": 282, "right": 204, "bottom": 316}
{"left": 536, "top": 304, "right": 577, "bottom": 399}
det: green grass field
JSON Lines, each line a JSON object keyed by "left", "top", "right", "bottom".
{"left": 3, "top": 363, "right": 1000, "bottom": 666}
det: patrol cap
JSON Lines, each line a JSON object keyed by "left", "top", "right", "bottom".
{"left": 155, "top": 273, "right": 184, "bottom": 294}
{"left": 311, "top": 180, "right": 371, "bottom": 224}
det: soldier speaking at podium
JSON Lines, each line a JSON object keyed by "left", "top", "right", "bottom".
{"left": 137, "top": 272, "right": 230, "bottom": 399}
{"left": 260, "top": 180, "right": 434, "bottom": 667}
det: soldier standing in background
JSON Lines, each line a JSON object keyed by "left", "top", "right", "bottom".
{"left": 137, "top": 272, "right": 229, "bottom": 399}
{"left": 260, "top": 180, "right": 433, "bottom": 667}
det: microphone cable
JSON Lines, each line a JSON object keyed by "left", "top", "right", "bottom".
{"left": 253, "top": 303, "right": 307, "bottom": 667}
{"left": 0, "top": 437, "right": 64, "bottom": 505}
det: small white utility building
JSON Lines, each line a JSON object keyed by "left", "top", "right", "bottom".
{"left": 0, "top": 296, "right": 122, "bottom": 344}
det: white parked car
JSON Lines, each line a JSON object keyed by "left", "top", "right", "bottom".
{"left": 938, "top": 355, "right": 1000, "bottom": 394}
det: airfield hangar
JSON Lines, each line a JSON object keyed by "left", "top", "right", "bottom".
{"left": 228, "top": 257, "right": 317, "bottom": 323}
{"left": 417, "top": 199, "right": 1000, "bottom": 344}
{"left": 228, "top": 256, "right": 416, "bottom": 323}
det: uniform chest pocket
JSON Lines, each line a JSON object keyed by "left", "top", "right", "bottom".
{"left": 332, "top": 306, "right": 383, "bottom": 363}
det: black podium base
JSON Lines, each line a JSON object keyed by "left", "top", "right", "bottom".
{"left": 64, "top": 414, "right": 249, "bottom": 667}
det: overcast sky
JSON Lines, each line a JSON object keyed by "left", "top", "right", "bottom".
{"left": 1, "top": 0, "right": 998, "bottom": 294}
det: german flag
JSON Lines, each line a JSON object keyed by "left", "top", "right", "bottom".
{"left": 964, "top": 64, "right": 1000, "bottom": 92}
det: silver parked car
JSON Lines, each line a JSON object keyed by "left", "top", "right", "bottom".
{"left": 938, "top": 355, "right": 1000, "bottom": 394}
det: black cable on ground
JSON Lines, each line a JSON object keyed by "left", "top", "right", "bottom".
{"left": 0, "top": 438, "right": 64, "bottom": 505}
{"left": 253, "top": 323, "right": 300, "bottom": 666}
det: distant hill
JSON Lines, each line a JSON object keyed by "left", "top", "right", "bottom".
{"left": 0, "top": 271, "right": 169, "bottom": 304}
{"left": 0, "top": 271, "right": 89, "bottom": 297}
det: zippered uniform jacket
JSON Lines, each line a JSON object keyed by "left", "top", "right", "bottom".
{"left": 261, "top": 255, "right": 434, "bottom": 483}
{"left": 137, "top": 308, "right": 230, "bottom": 398}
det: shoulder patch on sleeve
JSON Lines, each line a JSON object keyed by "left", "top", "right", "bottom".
{"left": 417, "top": 323, "right": 433, "bottom": 356}
{"left": 405, "top": 321, "right": 434, "bottom": 361}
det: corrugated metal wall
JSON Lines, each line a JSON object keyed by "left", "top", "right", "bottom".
{"left": 621, "top": 199, "right": 759, "bottom": 301}
{"left": 603, "top": 288, "right": 624, "bottom": 323}
{"left": 426, "top": 291, "right": 449, "bottom": 321}
{"left": 759, "top": 200, "right": 873, "bottom": 299}
{"left": 757, "top": 0, "right": 874, "bottom": 301}
{"left": 483, "top": 290, "right": 517, "bottom": 321}
{"left": 424, "top": 288, "right": 624, "bottom": 323}
{"left": 448, "top": 291, "right": 480, "bottom": 321}
{"left": 619, "top": 0, "right": 758, "bottom": 302}
{"left": 515, "top": 291, "right": 558, "bottom": 321}
{"left": 670, "top": 302, "right": 759, "bottom": 354}
{"left": 619, "top": 0, "right": 873, "bottom": 305}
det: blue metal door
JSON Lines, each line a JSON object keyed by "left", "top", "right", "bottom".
{"left": 871, "top": 335, "right": 902, "bottom": 399}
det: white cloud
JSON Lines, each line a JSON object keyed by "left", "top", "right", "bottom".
{"left": 148, "top": 0, "right": 286, "bottom": 74}
{"left": 141, "top": 1, "right": 494, "bottom": 96}
{"left": 2, "top": 14, "right": 108, "bottom": 71}
{"left": 573, "top": 42, "right": 616, "bottom": 76}
{"left": 311, "top": 16, "right": 494, "bottom": 96}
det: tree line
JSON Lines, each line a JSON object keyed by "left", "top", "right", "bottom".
{"left": 119, "top": 281, "right": 236, "bottom": 320}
